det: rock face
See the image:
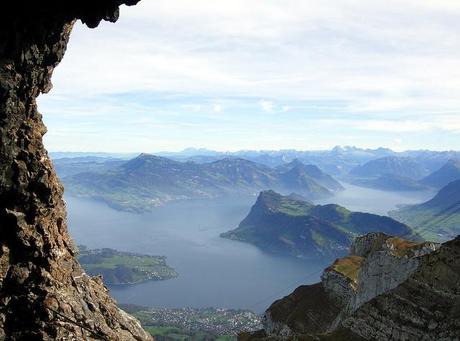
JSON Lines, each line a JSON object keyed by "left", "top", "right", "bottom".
{"left": 0, "top": 1, "right": 151, "bottom": 340}
{"left": 240, "top": 233, "right": 460, "bottom": 340}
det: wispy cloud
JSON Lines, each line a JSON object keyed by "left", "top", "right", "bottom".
{"left": 38, "top": 0, "right": 460, "bottom": 152}
{"left": 213, "top": 104, "right": 223, "bottom": 113}
{"left": 259, "top": 100, "right": 274, "bottom": 113}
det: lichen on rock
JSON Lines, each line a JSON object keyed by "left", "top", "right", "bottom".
{"left": 0, "top": 1, "right": 151, "bottom": 340}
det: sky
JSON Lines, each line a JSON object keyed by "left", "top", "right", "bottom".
{"left": 39, "top": 0, "right": 460, "bottom": 152}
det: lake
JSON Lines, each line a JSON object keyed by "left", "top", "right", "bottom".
{"left": 66, "top": 183, "right": 435, "bottom": 313}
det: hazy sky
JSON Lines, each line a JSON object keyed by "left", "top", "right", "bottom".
{"left": 39, "top": 0, "right": 460, "bottom": 152}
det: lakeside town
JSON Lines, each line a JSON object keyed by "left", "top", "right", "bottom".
{"left": 122, "top": 305, "right": 262, "bottom": 340}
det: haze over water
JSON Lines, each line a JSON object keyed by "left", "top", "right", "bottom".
{"left": 66, "top": 183, "right": 434, "bottom": 313}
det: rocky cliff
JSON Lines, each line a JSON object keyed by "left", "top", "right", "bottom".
{"left": 241, "top": 232, "right": 460, "bottom": 340}
{"left": 0, "top": 1, "right": 151, "bottom": 340}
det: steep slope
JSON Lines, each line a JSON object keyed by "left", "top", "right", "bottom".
{"left": 221, "top": 191, "right": 417, "bottom": 259}
{"left": 421, "top": 159, "right": 460, "bottom": 189}
{"left": 404, "top": 150, "right": 460, "bottom": 173}
{"left": 390, "top": 179, "right": 460, "bottom": 241}
{"left": 202, "top": 158, "right": 279, "bottom": 190}
{"left": 350, "top": 156, "right": 429, "bottom": 180}
{"left": 277, "top": 166, "right": 332, "bottom": 200}
{"left": 0, "top": 1, "right": 151, "bottom": 340}
{"left": 241, "top": 232, "right": 458, "bottom": 341}
{"left": 64, "top": 154, "right": 342, "bottom": 211}
{"left": 277, "top": 160, "right": 344, "bottom": 192}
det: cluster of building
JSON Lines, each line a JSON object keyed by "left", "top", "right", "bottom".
{"left": 144, "top": 307, "right": 262, "bottom": 335}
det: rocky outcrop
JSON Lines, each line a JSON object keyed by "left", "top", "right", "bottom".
{"left": 241, "top": 232, "right": 459, "bottom": 340}
{"left": 341, "top": 236, "right": 460, "bottom": 340}
{"left": 0, "top": 1, "right": 151, "bottom": 340}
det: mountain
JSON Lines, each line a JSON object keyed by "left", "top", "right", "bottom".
{"left": 221, "top": 191, "right": 418, "bottom": 259}
{"left": 276, "top": 159, "right": 344, "bottom": 191}
{"left": 421, "top": 159, "right": 460, "bottom": 189}
{"left": 203, "top": 158, "right": 278, "bottom": 189}
{"left": 241, "top": 232, "right": 460, "bottom": 341}
{"left": 63, "top": 154, "right": 342, "bottom": 211}
{"left": 0, "top": 1, "right": 152, "bottom": 340}
{"left": 350, "top": 156, "right": 429, "bottom": 180}
{"left": 402, "top": 150, "right": 460, "bottom": 172}
{"left": 160, "top": 146, "right": 398, "bottom": 175}
{"left": 52, "top": 148, "right": 460, "bottom": 177}
{"left": 351, "top": 173, "right": 430, "bottom": 192}
{"left": 390, "top": 179, "right": 460, "bottom": 241}
{"left": 52, "top": 156, "right": 125, "bottom": 177}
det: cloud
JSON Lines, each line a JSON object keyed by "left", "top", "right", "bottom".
{"left": 259, "top": 100, "right": 274, "bottom": 112}
{"left": 213, "top": 104, "right": 223, "bottom": 113}
{"left": 49, "top": 0, "right": 460, "bottom": 107}
{"left": 180, "top": 104, "right": 201, "bottom": 112}
{"left": 355, "top": 120, "right": 434, "bottom": 133}
{"left": 38, "top": 0, "right": 460, "bottom": 152}
{"left": 317, "top": 115, "right": 460, "bottom": 134}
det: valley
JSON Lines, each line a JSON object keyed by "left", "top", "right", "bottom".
{"left": 65, "top": 178, "right": 434, "bottom": 314}
{"left": 57, "top": 149, "right": 459, "bottom": 339}
{"left": 5, "top": 2, "right": 460, "bottom": 338}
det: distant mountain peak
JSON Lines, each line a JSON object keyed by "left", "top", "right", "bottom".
{"left": 285, "top": 158, "right": 304, "bottom": 167}
{"left": 121, "top": 153, "right": 180, "bottom": 172}
{"left": 135, "top": 153, "right": 160, "bottom": 160}
{"left": 350, "top": 156, "right": 428, "bottom": 179}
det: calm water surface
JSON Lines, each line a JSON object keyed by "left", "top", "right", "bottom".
{"left": 66, "top": 183, "right": 434, "bottom": 313}
{"left": 316, "top": 182, "right": 435, "bottom": 215}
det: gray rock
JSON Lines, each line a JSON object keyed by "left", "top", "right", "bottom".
{"left": 0, "top": 1, "right": 151, "bottom": 340}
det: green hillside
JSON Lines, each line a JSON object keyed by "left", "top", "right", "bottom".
{"left": 221, "top": 190, "right": 418, "bottom": 259}
{"left": 390, "top": 179, "right": 460, "bottom": 241}
{"left": 63, "top": 154, "right": 342, "bottom": 211}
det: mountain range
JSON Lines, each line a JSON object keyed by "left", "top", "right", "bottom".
{"left": 221, "top": 190, "right": 418, "bottom": 259}
{"left": 62, "top": 154, "right": 343, "bottom": 212}
{"left": 52, "top": 146, "right": 460, "bottom": 177}
{"left": 349, "top": 156, "right": 430, "bottom": 180}
{"left": 347, "top": 156, "right": 460, "bottom": 192}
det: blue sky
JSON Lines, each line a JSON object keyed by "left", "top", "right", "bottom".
{"left": 39, "top": 0, "right": 460, "bottom": 152}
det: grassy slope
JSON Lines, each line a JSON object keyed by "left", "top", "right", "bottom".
{"left": 390, "top": 180, "right": 460, "bottom": 241}
{"left": 78, "top": 247, "right": 177, "bottom": 285}
{"left": 222, "top": 191, "right": 416, "bottom": 259}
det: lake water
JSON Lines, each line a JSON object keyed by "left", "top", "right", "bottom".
{"left": 66, "top": 183, "right": 435, "bottom": 313}
{"left": 316, "top": 182, "right": 436, "bottom": 215}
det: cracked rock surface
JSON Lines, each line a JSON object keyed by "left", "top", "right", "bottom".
{"left": 0, "top": 1, "right": 151, "bottom": 340}
{"left": 241, "top": 233, "right": 459, "bottom": 340}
